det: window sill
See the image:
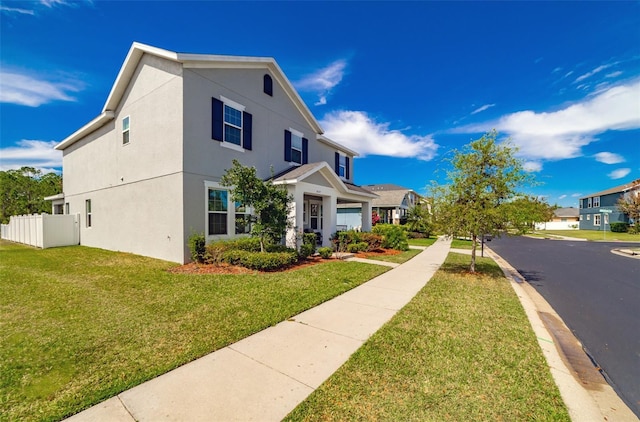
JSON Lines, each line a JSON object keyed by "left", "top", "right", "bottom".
{"left": 221, "top": 142, "right": 245, "bottom": 153}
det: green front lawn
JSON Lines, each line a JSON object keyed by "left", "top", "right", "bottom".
{"left": 0, "top": 241, "right": 388, "bottom": 421}
{"left": 359, "top": 248, "right": 422, "bottom": 264}
{"left": 286, "top": 252, "right": 570, "bottom": 421}
{"left": 407, "top": 237, "right": 438, "bottom": 247}
{"left": 537, "top": 229, "right": 640, "bottom": 242}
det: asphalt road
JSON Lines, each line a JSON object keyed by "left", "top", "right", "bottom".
{"left": 487, "top": 235, "right": 640, "bottom": 417}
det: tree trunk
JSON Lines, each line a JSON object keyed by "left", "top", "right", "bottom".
{"left": 470, "top": 234, "right": 477, "bottom": 273}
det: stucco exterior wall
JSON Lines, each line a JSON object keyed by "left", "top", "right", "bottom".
{"left": 181, "top": 67, "right": 352, "bottom": 183}
{"left": 62, "top": 53, "right": 186, "bottom": 262}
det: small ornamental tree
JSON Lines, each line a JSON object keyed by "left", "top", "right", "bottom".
{"left": 405, "top": 202, "right": 432, "bottom": 236}
{"left": 431, "top": 130, "right": 532, "bottom": 272}
{"left": 372, "top": 211, "right": 381, "bottom": 226}
{"left": 220, "top": 160, "right": 293, "bottom": 252}
{"left": 617, "top": 187, "right": 640, "bottom": 234}
{"left": 502, "top": 196, "right": 555, "bottom": 234}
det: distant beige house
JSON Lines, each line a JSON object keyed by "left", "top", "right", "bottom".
{"left": 535, "top": 207, "right": 579, "bottom": 230}
{"left": 50, "top": 42, "right": 376, "bottom": 263}
{"left": 337, "top": 184, "right": 422, "bottom": 229}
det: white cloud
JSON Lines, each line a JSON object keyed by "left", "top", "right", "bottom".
{"left": 0, "top": 5, "right": 35, "bottom": 14}
{"left": 0, "top": 69, "right": 84, "bottom": 107}
{"left": 608, "top": 168, "right": 631, "bottom": 180}
{"left": 453, "top": 79, "right": 640, "bottom": 162}
{"left": 558, "top": 194, "right": 567, "bottom": 199}
{"left": 523, "top": 161, "right": 543, "bottom": 172}
{"left": 606, "top": 71, "right": 623, "bottom": 79}
{"left": 295, "top": 59, "right": 347, "bottom": 106}
{"left": 0, "top": 140, "right": 62, "bottom": 171}
{"left": 594, "top": 152, "right": 625, "bottom": 164}
{"left": 575, "top": 64, "right": 614, "bottom": 83}
{"left": 321, "top": 110, "right": 438, "bottom": 161}
{"left": 571, "top": 193, "right": 582, "bottom": 198}
{"left": 471, "top": 103, "right": 495, "bottom": 115}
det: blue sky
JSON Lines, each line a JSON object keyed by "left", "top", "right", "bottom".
{"left": 1, "top": 1, "right": 639, "bottom": 207}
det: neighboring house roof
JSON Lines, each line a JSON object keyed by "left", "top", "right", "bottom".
{"left": 56, "top": 42, "right": 324, "bottom": 151}
{"left": 272, "top": 162, "right": 377, "bottom": 199}
{"left": 361, "top": 184, "right": 420, "bottom": 207}
{"left": 580, "top": 179, "right": 640, "bottom": 199}
{"left": 554, "top": 207, "right": 579, "bottom": 218}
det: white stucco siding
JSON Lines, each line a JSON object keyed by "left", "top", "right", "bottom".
{"left": 61, "top": 53, "right": 186, "bottom": 263}
{"left": 67, "top": 173, "right": 184, "bottom": 263}
{"left": 182, "top": 68, "right": 321, "bottom": 181}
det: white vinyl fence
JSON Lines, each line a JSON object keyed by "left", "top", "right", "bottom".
{"left": 1, "top": 213, "right": 79, "bottom": 248}
{"left": 535, "top": 221, "right": 579, "bottom": 231}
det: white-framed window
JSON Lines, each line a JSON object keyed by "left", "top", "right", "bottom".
{"left": 65, "top": 202, "right": 69, "bottom": 214}
{"left": 587, "top": 197, "right": 592, "bottom": 208}
{"left": 579, "top": 215, "right": 583, "bottom": 221}
{"left": 85, "top": 199, "right": 92, "bottom": 227}
{"left": 594, "top": 214, "right": 601, "bottom": 226}
{"left": 222, "top": 96, "right": 245, "bottom": 146}
{"left": 235, "top": 202, "right": 252, "bottom": 235}
{"left": 207, "top": 187, "right": 228, "bottom": 235}
{"left": 579, "top": 200, "right": 583, "bottom": 209}
{"left": 290, "top": 129, "right": 303, "bottom": 165}
{"left": 587, "top": 214, "right": 591, "bottom": 221}
{"left": 593, "top": 196, "right": 600, "bottom": 207}
{"left": 122, "top": 116, "right": 130, "bottom": 145}
{"left": 205, "top": 181, "right": 251, "bottom": 237}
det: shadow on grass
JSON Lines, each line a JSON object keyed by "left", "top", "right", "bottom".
{"left": 440, "top": 253, "right": 505, "bottom": 278}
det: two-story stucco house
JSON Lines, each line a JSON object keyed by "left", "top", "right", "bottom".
{"left": 578, "top": 179, "right": 640, "bottom": 231}
{"left": 52, "top": 42, "right": 375, "bottom": 263}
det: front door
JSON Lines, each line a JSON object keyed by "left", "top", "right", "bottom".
{"left": 309, "top": 201, "right": 323, "bottom": 231}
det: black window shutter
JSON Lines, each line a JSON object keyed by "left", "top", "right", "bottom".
{"left": 334, "top": 152, "right": 340, "bottom": 175}
{"left": 346, "top": 156, "right": 350, "bottom": 179}
{"left": 212, "top": 98, "right": 224, "bottom": 141}
{"left": 284, "top": 130, "right": 292, "bottom": 162}
{"left": 242, "top": 111, "right": 252, "bottom": 150}
{"left": 302, "top": 138, "right": 308, "bottom": 164}
{"left": 263, "top": 74, "right": 273, "bottom": 96}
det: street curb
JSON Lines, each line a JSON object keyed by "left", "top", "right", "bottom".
{"left": 485, "top": 247, "right": 639, "bottom": 422}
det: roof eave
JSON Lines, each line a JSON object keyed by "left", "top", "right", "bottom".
{"left": 317, "top": 135, "right": 359, "bottom": 157}
{"left": 55, "top": 111, "right": 115, "bottom": 150}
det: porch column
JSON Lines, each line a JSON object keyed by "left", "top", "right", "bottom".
{"left": 361, "top": 200, "right": 372, "bottom": 232}
{"left": 322, "top": 194, "right": 337, "bottom": 247}
{"left": 286, "top": 186, "right": 304, "bottom": 249}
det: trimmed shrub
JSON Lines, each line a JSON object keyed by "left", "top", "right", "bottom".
{"left": 359, "top": 232, "right": 384, "bottom": 251}
{"left": 347, "top": 242, "right": 369, "bottom": 253}
{"left": 610, "top": 222, "right": 629, "bottom": 233}
{"left": 299, "top": 242, "right": 315, "bottom": 259}
{"left": 188, "top": 232, "right": 207, "bottom": 263}
{"left": 373, "top": 224, "right": 409, "bottom": 251}
{"left": 222, "top": 250, "right": 298, "bottom": 271}
{"left": 303, "top": 232, "right": 318, "bottom": 254}
{"left": 318, "top": 247, "right": 333, "bottom": 259}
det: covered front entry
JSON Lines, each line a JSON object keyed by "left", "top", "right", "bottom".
{"left": 273, "top": 162, "right": 377, "bottom": 250}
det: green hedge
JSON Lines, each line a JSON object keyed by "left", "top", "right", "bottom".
{"left": 372, "top": 224, "right": 409, "bottom": 251}
{"left": 318, "top": 247, "right": 333, "bottom": 259}
{"left": 610, "top": 222, "right": 629, "bottom": 233}
{"left": 204, "top": 238, "right": 298, "bottom": 270}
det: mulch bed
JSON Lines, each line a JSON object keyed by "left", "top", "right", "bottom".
{"left": 168, "top": 248, "right": 401, "bottom": 275}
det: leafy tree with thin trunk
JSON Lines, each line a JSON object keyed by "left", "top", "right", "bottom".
{"left": 503, "top": 196, "right": 555, "bottom": 234}
{"left": 0, "top": 167, "right": 62, "bottom": 224}
{"left": 220, "top": 160, "right": 292, "bottom": 252}
{"left": 616, "top": 186, "right": 640, "bottom": 234}
{"left": 431, "top": 130, "right": 531, "bottom": 272}
{"left": 405, "top": 202, "right": 433, "bottom": 236}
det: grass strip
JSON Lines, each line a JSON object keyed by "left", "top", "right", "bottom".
{"left": 359, "top": 248, "right": 422, "bottom": 264}
{"left": 285, "top": 252, "right": 570, "bottom": 421}
{"left": 407, "top": 237, "right": 438, "bottom": 247}
{"left": 0, "top": 241, "right": 388, "bottom": 422}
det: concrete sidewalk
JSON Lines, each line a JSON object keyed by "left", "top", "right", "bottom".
{"left": 66, "top": 237, "right": 452, "bottom": 422}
